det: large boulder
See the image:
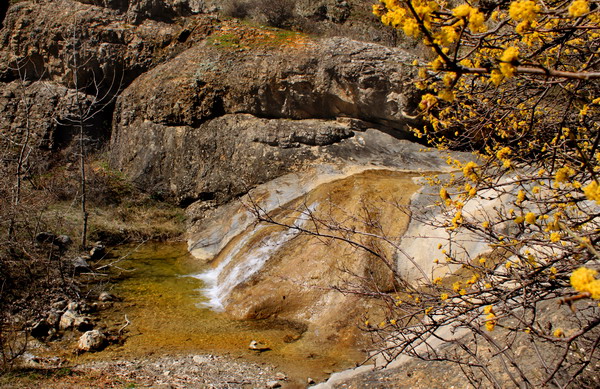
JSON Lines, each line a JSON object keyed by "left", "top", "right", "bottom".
{"left": 110, "top": 32, "right": 421, "bottom": 204}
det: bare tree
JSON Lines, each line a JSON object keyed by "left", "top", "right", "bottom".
{"left": 60, "top": 19, "right": 122, "bottom": 249}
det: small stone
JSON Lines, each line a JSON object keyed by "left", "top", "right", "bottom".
{"left": 59, "top": 310, "right": 78, "bottom": 330}
{"left": 47, "top": 311, "right": 62, "bottom": 328}
{"left": 73, "top": 316, "right": 94, "bottom": 332}
{"left": 89, "top": 242, "right": 106, "bottom": 259}
{"left": 72, "top": 257, "right": 90, "bottom": 274}
{"left": 249, "top": 340, "right": 270, "bottom": 352}
{"left": 55, "top": 235, "right": 72, "bottom": 248}
{"left": 307, "top": 377, "right": 316, "bottom": 385}
{"left": 192, "top": 355, "right": 210, "bottom": 364}
{"left": 99, "top": 292, "right": 115, "bottom": 302}
{"left": 267, "top": 380, "right": 281, "bottom": 388}
{"left": 67, "top": 301, "right": 79, "bottom": 311}
{"left": 77, "top": 330, "right": 106, "bottom": 352}
{"left": 275, "top": 372, "right": 287, "bottom": 381}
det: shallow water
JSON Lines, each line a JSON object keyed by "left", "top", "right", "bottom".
{"left": 80, "top": 241, "right": 365, "bottom": 383}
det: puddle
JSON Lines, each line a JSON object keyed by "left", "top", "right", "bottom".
{"left": 76, "top": 241, "right": 365, "bottom": 383}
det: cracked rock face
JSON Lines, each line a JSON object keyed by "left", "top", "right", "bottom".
{"left": 0, "top": 0, "right": 214, "bottom": 87}
{"left": 110, "top": 36, "right": 420, "bottom": 204}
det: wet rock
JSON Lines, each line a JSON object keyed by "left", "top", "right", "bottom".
{"left": 249, "top": 340, "right": 270, "bottom": 352}
{"left": 77, "top": 330, "right": 107, "bottom": 352}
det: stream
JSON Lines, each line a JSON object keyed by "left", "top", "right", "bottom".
{"left": 79, "top": 241, "right": 366, "bottom": 384}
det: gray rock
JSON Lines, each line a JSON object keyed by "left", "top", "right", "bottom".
{"left": 77, "top": 330, "right": 107, "bottom": 352}
{"left": 59, "top": 310, "right": 78, "bottom": 330}
{"left": 266, "top": 380, "right": 281, "bottom": 389}
{"left": 47, "top": 311, "right": 62, "bottom": 328}
{"left": 99, "top": 291, "right": 116, "bottom": 302}
{"left": 73, "top": 316, "right": 94, "bottom": 332}
{"left": 72, "top": 256, "right": 91, "bottom": 273}
{"left": 110, "top": 37, "right": 421, "bottom": 205}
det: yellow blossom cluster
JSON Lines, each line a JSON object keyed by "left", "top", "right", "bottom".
{"left": 583, "top": 181, "right": 600, "bottom": 203}
{"left": 568, "top": 0, "right": 589, "bottom": 17}
{"left": 570, "top": 267, "right": 600, "bottom": 299}
{"left": 499, "top": 47, "right": 520, "bottom": 78}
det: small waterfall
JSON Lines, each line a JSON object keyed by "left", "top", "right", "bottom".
{"left": 193, "top": 204, "right": 317, "bottom": 311}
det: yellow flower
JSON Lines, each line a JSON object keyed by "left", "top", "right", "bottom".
{"left": 419, "top": 94, "right": 438, "bottom": 110}
{"left": 568, "top": 0, "right": 589, "bottom": 17}
{"left": 550, "top": 232, "right": 561, "bottom": 242}
{"left": 555, "top": 166, "right": 575, "bottom": 183}
{"left": 485, "top": 313, "right": 497, "bottom": 331}
{"left": 483, "top": 305, "right": 494, "bottom": 314}
{"left": 553, "top": 328, "right": 564, "bottom": 337}
{"left": 433, "top": 277, "right": 443, "bottom": 285}
{"left": 509, "top": 0, "right": 541, "bottom": 21}
{"left": 496, "top": 147, "right": 511, "bottom": 160}
{"left": 402, "top": 18, "right": 420, "bottom": 38}
{"left": 390, "top": 319, "right": 397, "bottom": 325}
{"left": 440, "top": 293, "right": 449, "bottom": 301}
{"left": 525, "top": 212, "right": 537, "bottom": 224}
{"left": 514, "top": 216, "right": 525, "bottom": 224}
{"left": 453, "top": 4, "right": 473, "bottom": 17}
{"left": 583, "top": 181, "right": 600, "bottom": 203}
{"left": 462, "top": 161, "right": 478, "bottom": 180}
{"left": 438, "top": 89, "right": 455, "bottom": 102}
{"left": 440, "top": 187, "right": 450, "bottom": 201}
{"left": 499, "top": 47, "right": 519, "bottom": 78}
{"left": 425, "top": 307, "right": 433, "bottom": 315}
{"left": 469, "top": 10, "right": 487, "bottom": 32}
{"left": 571, "top": 267, "right": 600, "bottom": 299}
{"left": 453, "top": 281, "right": 462, "bottom": 292}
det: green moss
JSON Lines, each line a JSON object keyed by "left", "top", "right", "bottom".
{"left": 208, "top": 33, "right": 242, "bottom": 48}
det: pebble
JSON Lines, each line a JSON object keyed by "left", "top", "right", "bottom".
{"left": 192, "top": 355, "right": 211, "bottom": 364}
{"left": 267, "top": 380, "right": 281, "bottom": 388}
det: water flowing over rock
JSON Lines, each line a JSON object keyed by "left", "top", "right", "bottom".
{"left": 186, "top": 133, "right": 470, "bottom": 350}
